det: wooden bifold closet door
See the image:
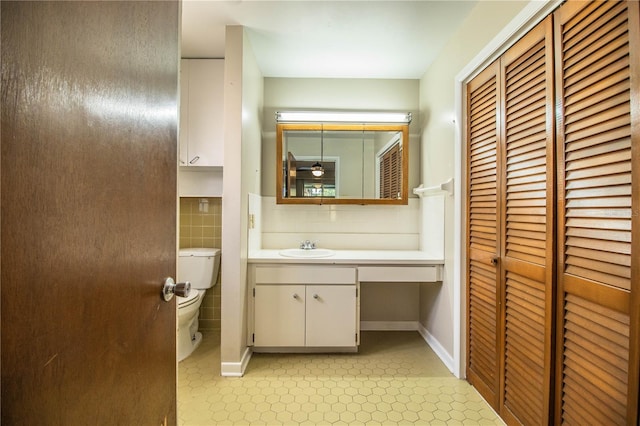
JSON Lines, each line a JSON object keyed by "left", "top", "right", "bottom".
{"left": 466, "top": 58, "right": 501, "bottom": 410}
{"left": 466, "top": 15, "right": 554, "bottom": 425}
{"left": 467, "top": 1, "right": 639, "bottom": 425}
{"left": 554, "top": 1, "right": 639, "bottom": 424}
{"left": 499, "top": 17, "right": 555, "bottom": 425}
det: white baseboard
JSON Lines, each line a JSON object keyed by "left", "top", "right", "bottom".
{"left": 223, "top": 325, "right": 454, "bottom": 377}
{"left": 417, "top": 323, "right": 454, "bottom": 374}
{"left": 220, "top": 346, "right": 252, "bottom": 377}
{"left": 360, "top": 321, "right": 419, "bottom": 331}
{"left": 360, "top": 321, "right": 454, "bottom": 374}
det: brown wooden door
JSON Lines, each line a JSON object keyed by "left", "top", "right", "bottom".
{"left": 554, "top": 1, "right": 639, "bottom": 424}
{"left": 498, "top": 16, "right": 555, "bottom": 425}
{"left": 1, "top": 2, "right": 179, "bottom": 424}
{"left": 466, "top": 59, "right": 501, "bottom": 410}
{"left": 467, "top": 18, "right": 556, "bottom": 423}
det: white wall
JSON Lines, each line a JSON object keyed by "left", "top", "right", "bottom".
{"left": 262, "top": 78, "right": 421, "bottom": 198}
{"left": 178, "top": 168, "right": 223, "bottom": 197}
{"left": 221, "top": 26, "right": 263, "bottom": 375}
{"left": 418, "top": 1, "right": 529, "bottom": 371}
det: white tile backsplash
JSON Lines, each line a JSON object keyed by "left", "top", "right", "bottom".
{"left": 263, "top": 233, "right": 420, "bottom": 250}
{"left": 260, "top": 197, "right": 421, "bottom": 250}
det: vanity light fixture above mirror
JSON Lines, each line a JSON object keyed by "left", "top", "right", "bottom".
{"left": 275, "top": 111, "right": 412, "bottom": 124}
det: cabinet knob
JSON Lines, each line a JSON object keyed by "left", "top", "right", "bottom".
{"left": 292, "top": 293, "right": 299, "bottom": 299}
{"left": 189, "top": 155, "right": 200, "bottom": 164}
{"left": 313, "top": 294, "right": 319, "bottom": 299}
{"left": 490, "top": 256, "right": 498, "bottom": 266}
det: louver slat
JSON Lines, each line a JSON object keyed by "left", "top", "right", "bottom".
{"left": 555, "top": 1, "right": 638, "bottom": 424}
{"left": 503, "top": 268, "right": 547, "bottom": 424}
{"left": 500, "top": 17, "right": 554, "bottom": 425}
{"left": 559, "top": 2, "right": 632, "bottom": 292}
{"left": 504, "top": 37, "right": 548, "bottom": 266}
{"left": 467, "top": 61, "right": 500, "bottom": 409}
{"left": 562, "top": 294, "right": 629, "bottom": 425}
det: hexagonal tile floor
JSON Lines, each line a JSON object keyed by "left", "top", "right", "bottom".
{"left": 178, "top": 331, "right": 504, "bottom": 425}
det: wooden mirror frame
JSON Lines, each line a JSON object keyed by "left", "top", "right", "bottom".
{"left": 276, "top": 123, "right": 409, "bottom": 205}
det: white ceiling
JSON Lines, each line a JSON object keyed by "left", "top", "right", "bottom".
{"left": 181, "top": 1, "right": 478, "bottom": 79}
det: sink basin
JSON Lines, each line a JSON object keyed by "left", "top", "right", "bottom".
{"left": 278, "top": 248, "right": 335, "bottom": 258}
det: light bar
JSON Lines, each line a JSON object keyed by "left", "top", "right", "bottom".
{"left": 275, "top": 111, "right": 411, "bottom": 124}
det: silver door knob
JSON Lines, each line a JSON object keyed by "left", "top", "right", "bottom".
{"left": 162, "top": 277, "right": 191, "bottom": 302}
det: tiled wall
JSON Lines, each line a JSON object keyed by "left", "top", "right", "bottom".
{"left": 179, "top": 197, "right": 222, "bottom": 331}
{"left": 260, "top": 197, "right": 421, "bottom": 250}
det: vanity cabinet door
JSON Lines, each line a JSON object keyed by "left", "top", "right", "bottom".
{"left": 254, "top": 285, "right": 305, "bottom": 347}
{"left": 306, "top": 285, "right": 357, "bottom": 347}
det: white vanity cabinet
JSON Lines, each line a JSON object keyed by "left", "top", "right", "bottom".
{"left": 252, "top": 265, "right": 358, "bottom": 350}
{"left": 179, "top": 59, "right": 224, "bottom": 167}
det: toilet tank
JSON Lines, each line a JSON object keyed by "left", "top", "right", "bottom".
{"left": 178, "top": 248, "right": 221, "bottom": 290}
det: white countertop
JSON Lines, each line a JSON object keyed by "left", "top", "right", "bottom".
{"left": 248, "top": 249, "right": 444, "bottom": 265}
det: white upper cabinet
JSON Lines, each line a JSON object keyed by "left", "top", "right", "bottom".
{"left": 179, "top": 59, "right": 224, "bottom": 167}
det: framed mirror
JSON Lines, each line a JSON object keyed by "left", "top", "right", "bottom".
{"left": 276, "top": 123, "right": 409, "bottom": 204}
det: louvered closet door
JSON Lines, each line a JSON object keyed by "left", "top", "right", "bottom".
{"left": 466, "top": 60, "right": 501, "bottom": 410}
{"left": 499, "top": 16, "right": 555, "bottom": 426}
{"left": 554, "top": 1, "right": 639, "bottom": 424}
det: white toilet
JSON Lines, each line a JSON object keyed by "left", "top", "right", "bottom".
{"left": 177, "top": 247, "right": 221, "bottom": 362}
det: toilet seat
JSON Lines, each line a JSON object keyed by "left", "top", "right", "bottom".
{"left": 177, "top": 290, "right": 199, "bottom": 308}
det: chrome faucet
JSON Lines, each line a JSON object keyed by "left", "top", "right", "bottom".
{"left": 300, "top": 240, "right": 316, "bottom": 250}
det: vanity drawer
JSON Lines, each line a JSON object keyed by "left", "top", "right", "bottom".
{"left": 255, "top": 266, "right": 357, "bottom": 285}
{"left": 358, "top": 266, "right": 440, "bottom": 282}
